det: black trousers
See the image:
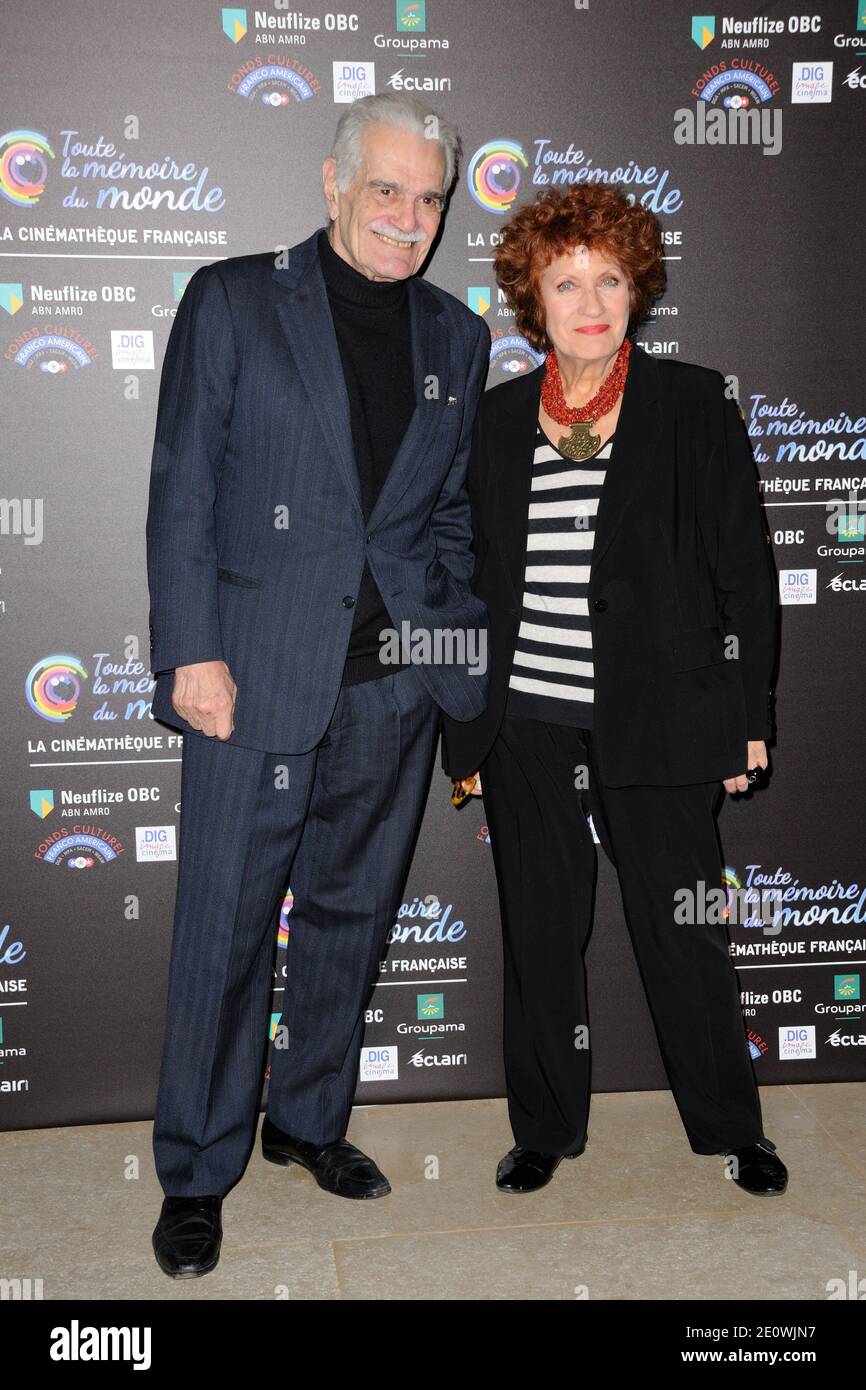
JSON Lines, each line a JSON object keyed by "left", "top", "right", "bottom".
{"left": 480, "top": 712, "right": 765, "bottom": 1157}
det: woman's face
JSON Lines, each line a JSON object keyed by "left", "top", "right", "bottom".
{"left": 537, "top": 244, "right": 632, "bottom": 365}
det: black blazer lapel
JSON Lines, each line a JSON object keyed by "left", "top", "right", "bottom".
{"left": 592, "top": 343, "right": 662, "bottom": 570}
{"left": 490, "top": 366, "right": 543, "bottom": 609}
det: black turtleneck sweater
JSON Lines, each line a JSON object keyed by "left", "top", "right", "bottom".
{"left": 317, "top": 226, "right": 414, "bottom": 685}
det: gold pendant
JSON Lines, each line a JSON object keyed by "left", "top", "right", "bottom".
{"left": 557, "top": 420, "right": 600, "bottom": 461}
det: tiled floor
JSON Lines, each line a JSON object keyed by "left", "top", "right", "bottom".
{"left": 2, "top": 1084, "right": 863, "bottom": 1299}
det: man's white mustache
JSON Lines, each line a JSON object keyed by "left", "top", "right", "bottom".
{"left": 368, "top": 223, "right": 427, "bottom": 245}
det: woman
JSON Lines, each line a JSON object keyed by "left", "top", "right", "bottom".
{"left": 441, "top": 184, "right": 786, "bottom": 1196}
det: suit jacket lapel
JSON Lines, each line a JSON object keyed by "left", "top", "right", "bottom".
{"left": 273, "top": 229, "right": 362, "bottom": 518}
{"left": 491, "top": 343, "right": 662, "bottom": 605}
{"left": 272, "top": 228, "right": 450, "bottom": 528}
{"left": 368, "top": 276, "right": 450, "bottom": 529}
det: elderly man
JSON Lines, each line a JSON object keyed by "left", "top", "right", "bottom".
{"left": 146, "top": 92, "right": 491, "bottom": 1278}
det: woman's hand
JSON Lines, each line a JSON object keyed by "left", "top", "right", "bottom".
{"left": 723, "top": 741, "right": 768, "bottom": 795}
{"left": 450, "top": 770, "right": 483, "bottom": 806}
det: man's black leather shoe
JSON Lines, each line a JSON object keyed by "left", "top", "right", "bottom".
{"left": 152, "top": 1195, "right": 223, "bottom": 1278}
{"left": 723, "top": 1138, "right": 788, "bottom": 1195}
{"left": 261, "top": 1116, "right": 391, "bottom": 1199}
{"left": 496, "top": 1141, "right": 585, "bottom": 1193}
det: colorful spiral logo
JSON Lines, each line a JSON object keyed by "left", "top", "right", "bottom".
{"left": 25, "top": 655, "right": 88, "bottom": 722}
{"left": 467, "top": 140, "right": 527, "bottom": 214}
{"left": 0, "top": 130, "right": 55, "bottom": 207}
{"left": 277, "top": 888, "right": 293, "bottom": 947}
{"left": 722, "top": 866, "right": 742, "bottom": 921}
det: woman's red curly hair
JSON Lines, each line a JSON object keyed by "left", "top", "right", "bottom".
{"left": 493, "top": 183, "right": 667, "bottom": 352}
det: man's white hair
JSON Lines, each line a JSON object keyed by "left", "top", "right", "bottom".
{"left": 329, "top": 92, "right": 461, "bottom": 195}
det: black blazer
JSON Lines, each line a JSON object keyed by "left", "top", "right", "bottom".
{"left": 440, "top": 344, "right": 779, "bottom": 788}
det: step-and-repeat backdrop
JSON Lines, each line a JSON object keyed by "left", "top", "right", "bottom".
{"left": 2, "top": 1, "right": 864, "bottom": 1128}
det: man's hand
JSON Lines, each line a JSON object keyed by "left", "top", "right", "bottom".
{"left": 723, "top": 740, "right": 768, "bottom": 795}
{"left": 171, "top": 660, "right": 237, "bottom": 740}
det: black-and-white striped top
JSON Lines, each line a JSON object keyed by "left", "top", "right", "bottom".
{"left": 504, "top": 421, "right": 615, "bottom": 729}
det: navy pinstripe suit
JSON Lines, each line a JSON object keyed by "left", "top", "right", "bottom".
{"left": 145, "top": 227, "right": 491, "bottom": 1195}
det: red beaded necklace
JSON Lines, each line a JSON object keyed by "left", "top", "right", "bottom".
{"left": 540, "top": 337, "right": 632, "bottom": 461}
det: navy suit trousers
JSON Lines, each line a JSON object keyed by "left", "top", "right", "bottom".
{"left": 152, "top": 664, "right": 440, "bottom": 1196}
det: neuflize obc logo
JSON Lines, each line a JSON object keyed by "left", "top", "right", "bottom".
{"left": 691, "top": 15, "right": 715, "bottom": 50}
{"left": 222, "top": 8, "right": 247, "bottom": 43}
{"left": 0, "top": 283, "right": 24, "bottom": 315}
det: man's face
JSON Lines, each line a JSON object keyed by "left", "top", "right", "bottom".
{"left": 322, "top": 121, "right": 446, "bottom": 281}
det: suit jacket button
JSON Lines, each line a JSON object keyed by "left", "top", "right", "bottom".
{"left": 342, "top": 595, "right": 355, "bottom": 608}
{"left": 593, "top": 598, "right": 608, "bottom": 612}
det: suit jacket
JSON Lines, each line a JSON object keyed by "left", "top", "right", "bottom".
{"left": 440, "top": 344, "right": 780, "bottom": 788}
{"left": 146, "top": 226, "right": 492, "bottom": 753}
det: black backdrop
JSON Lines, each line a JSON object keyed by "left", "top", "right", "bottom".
{"left": 2, "top": 0, "right": 864, "bottom": 1127}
